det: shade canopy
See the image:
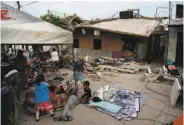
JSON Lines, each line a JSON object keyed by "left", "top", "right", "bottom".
{"left": 1, "top": 21, "right": 73, "bottom": 45}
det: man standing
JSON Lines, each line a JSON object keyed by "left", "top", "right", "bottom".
{"left": 73, "top": 57, "right": 85, "bottom": 82}
{"left": 51, "top": 48, "right": 59, "bottom": 72}
{"left": 14, "top": 50, "right": 28, "bottom": 89}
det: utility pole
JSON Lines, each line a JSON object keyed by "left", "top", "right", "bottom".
{"left": 16, "top": 1, "right": 20, "bottom": 10}
{"left": 169, "top": 1, "right": 172, "bottom": 23}
{"left": 165, "top": 1, "right": 172, "bottom": 62}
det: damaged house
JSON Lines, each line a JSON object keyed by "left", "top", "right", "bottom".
{"left": 73, "top": 16, "right": 163, "bottom": 60}
{"left": 167, "top": 4, "right": 183, "bottom": 67}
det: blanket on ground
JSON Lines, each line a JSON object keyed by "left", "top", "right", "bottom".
{"left": 89, "top": 85, "right": 143, "bottom": 121}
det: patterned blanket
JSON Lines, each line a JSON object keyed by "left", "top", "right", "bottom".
{"left": 90, "top": 85, "right": 141, "bottom": 120}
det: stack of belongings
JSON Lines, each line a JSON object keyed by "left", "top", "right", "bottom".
{"left": 122, "top": 50, "right": 134, "bottom": 63}
{"left": 165, "top": 60, "right": 180, "bottom": 76}
{"left": 89, "top": 85, "right": 143, "bottom": 121}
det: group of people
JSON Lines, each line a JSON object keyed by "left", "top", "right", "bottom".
{"left": 2, "top": 47, "right": 90, "bottom": 123}
{"left": 33, "top": 74, "right": 91, "bottom": 122}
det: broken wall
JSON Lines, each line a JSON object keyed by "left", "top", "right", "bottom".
{"left": 74, "top": 48, "right": 112, "bottom": 58}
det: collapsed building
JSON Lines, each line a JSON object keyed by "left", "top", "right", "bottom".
{"left": 73, "top": 11, "right": 168, "bottom": 62}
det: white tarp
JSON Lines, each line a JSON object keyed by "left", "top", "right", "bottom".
{"left": 1, "top": 21, "right": 73, "bottom": 45}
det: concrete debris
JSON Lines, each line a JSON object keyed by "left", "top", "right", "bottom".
{"left": 86, "top": 67, "right": 94, "bottom": 72}
{"left": 98, "top": 65, "right": 138, "bottom": 74}
{"left": 101, "top": 56, "right": 114, "bottom": 61}
{"left": 96, "top": 71, "right": 103, "bottom": 79}
{"left": 150, "top": 68, "right": 160, "bottom": 74}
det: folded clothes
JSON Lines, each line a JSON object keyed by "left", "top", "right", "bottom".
{"left": 89, "top": 101, "right": 122, "bottom": 114}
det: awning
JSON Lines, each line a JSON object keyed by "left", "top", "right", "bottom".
{"left": 1, "top": 21, "right": 73, "bottom": 45}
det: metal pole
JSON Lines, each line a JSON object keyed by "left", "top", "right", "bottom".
{"left": 16, "top": 1, "right": 20, "bottom": 10}
{"left": 169, "top": 1, "right": 172, "bottom": 23}
{"left": 72, "top": 43, "right": 75, "bottom": 82}
{"left": 72, "top": 43, "right": 75, "bottom": 61}
{"left": 165, "top": 1, "right": 172, "bottom": 62}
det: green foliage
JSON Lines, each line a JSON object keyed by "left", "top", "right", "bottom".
{"left": 40, "top": 13, "right": 68, "bottom": 29}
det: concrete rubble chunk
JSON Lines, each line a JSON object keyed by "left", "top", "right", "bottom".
{"left": 86, "top": 67, "right": 94, "bottom": 72}
{"left": 101, "top": 56, "right": 114, "bottom": 61}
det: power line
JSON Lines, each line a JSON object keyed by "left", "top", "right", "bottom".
{"left": 21, "top": 1, "right": 38, "bottom": 8}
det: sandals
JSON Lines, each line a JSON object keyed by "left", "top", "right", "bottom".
{"left": 50, "top": 114, "right": 55, "bottom": 117}
{"left": 53, "top": 116, "right": 73, "bottom": 121}
{"left": 53, "top": 117, "right": 62, "bottom": 121}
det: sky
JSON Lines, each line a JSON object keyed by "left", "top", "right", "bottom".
{"left": 3, "top": 1, "right": 171, "bottom": 20}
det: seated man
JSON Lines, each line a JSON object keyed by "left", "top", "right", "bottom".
{"left": 53, "top": 82, "right": 80, "bottom": 121}
{"left": 53, "top": 81, "right": 91, "bottom": 121}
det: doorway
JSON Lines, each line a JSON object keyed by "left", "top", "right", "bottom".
{"left": 176, "top": 32, "right": 183, "bottom": 67}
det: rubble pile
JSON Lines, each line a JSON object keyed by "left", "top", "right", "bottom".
{"left": 84, "top": 56, "right": 148, "bottom": 77}
{"left": 140, "top": 66, "right": 181, "bottom": 83}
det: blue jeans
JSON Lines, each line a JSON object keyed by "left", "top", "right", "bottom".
{"left": 74, "top": 71, "right": 83, "bottom": 82}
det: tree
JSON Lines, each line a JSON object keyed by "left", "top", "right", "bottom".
{"left": 40, "top": 10, "right": 68, "bottom": 30}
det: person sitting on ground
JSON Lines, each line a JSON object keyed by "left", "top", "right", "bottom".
{"left": 49, "top": 85, "right": 67, "bottom": 110}
{"left": 78, "top": 81, "right": 91, "bottom": 104}
{"left": 30, "top": 68, "right": 38, "bottom": 81}
{"left": 53, "top": 82, "right": 83, "bottom": 121}
{"left": 34, "top": 74, "right": 55, "bottom": 121}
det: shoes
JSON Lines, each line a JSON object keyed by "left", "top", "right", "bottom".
{"left": 53, "top": 117, "right": 62, "bottom": 121}
{"left": 67, "top": 116, "right": 73, "bottom": 121}
{"left": 35, "top": 118, "right": 39, "bottom": 122}
{"left": 61, "top": 115, "right": 68, "bottom": 121}
{"left": 53, "top": 115, "right": 72, "bottom": 121}
{"left": 50, "top": 114, "right": 55, "bottom": 117}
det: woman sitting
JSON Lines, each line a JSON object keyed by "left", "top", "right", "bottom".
{"left": 49, "top": 85, "right": 68, "bottom": 110}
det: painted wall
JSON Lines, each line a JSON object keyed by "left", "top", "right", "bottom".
{"left": 167, "top": 27, "right": 183, "bottom": 62}
{"left": 73, "top": 28, "right": 124, "bottom": 51}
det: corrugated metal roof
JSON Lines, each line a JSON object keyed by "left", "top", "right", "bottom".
{"left": 1, "top": 2, "right": 42, "bottom": 23}
{"left": 75, "top": 19, "right": 160, "bottom": 37}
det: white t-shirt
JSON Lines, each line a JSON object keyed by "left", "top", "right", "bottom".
{"left": 51, "top": 51, "right": 59, "bottom": 62}
{"left": 23, "top": 51, "right": 29, "bottom": 60}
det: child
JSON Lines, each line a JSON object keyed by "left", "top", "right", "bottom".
{"left": 79, "top": 81, "right": 91, "bottom": 104}
{"left": 49, "top": 85, "right": 67, "bottom": 110}
{"left": 34, "top": 74, "right": 55, "bottom": 121}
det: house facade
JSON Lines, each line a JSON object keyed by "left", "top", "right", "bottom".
{"left": 167, "top": 3, "right": 183, "bottom": 67}
{"left": 73, "top": 28, "right": 124, "bottom": 58}
{"left": 73, "top": 18, "right": 160, "bottom": 59}
{"left": 167, "top": 19, "right": 183, "bottom": 67}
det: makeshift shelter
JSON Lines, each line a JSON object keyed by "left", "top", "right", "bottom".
{"left": 1, "top": 2, "right": 73, "bottom": 55}
{"left": 1, "top": 3, "right": 74, "bottom": 125}
{"left": 1, "top": 22, "right": 73, "bottom": 45}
